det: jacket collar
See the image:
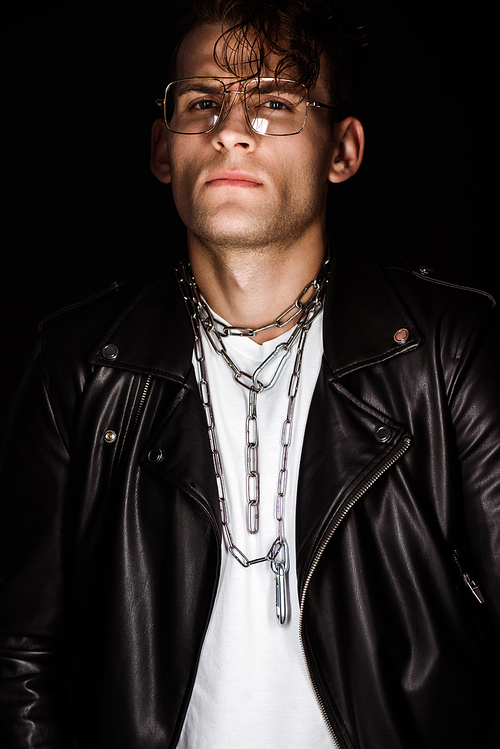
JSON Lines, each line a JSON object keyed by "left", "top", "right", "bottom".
{"left": 323, "top": 249, "right": 421, "bottom": 377}
{"left": 89, "top": 249, "right": 421, "bottom": 378}
{"left": 90, "top": 267, "right": 195, "bottom": 381}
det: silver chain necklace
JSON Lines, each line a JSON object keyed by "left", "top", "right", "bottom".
{"left": 176, "top": 254, "right": 329, "bottom": 624}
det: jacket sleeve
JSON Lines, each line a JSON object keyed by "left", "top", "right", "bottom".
{"left": 448, "top": 300, "right": 500, "bottom": 643}
{"left": 0, "top": 336, "right": 75, "bottom": 748}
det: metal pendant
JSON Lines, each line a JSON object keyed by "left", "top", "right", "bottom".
{"left": 270, "top": 539, "right": 290, "bottom": 625}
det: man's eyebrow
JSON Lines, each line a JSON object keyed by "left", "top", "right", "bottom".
{"left": 256, "top": 79, "right": 301, "bottom": 93}
{"left": 254, "top": 80, "right": 278, "bottom": 94}
{"left": 176, "top": 80, "right": 223, "bottom": 95}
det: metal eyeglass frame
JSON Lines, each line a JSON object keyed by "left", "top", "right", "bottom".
{"left": 155, "top": 76, "right": 335, "bottom": 136}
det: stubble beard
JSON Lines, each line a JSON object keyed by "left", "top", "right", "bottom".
{"left": 179, "top": 182, "right": 325, "bottom": 259}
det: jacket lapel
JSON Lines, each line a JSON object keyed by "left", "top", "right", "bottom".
{"left": 88, "top": 268, "right": 222, "bottom": 532}
{"left": 323, "top": 250, "right": 421, "bottom": 377}
{"left": 89, "top": 269, "right": 195, "bottom": 384}
{"left": 296, "top": 251, "right": 422, "bottom": 588}
{"left": 139, "top": 370, "right": 223, "bottom": 536}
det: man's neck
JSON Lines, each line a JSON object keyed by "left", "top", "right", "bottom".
{"left": 187, "top": 229, "right": 328, "bottom": 344}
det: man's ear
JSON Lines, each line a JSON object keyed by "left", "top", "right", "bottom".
{"left": 150, "top": 119, "right": 172, "bottom": 184}
{"left": 328, "top": 116, "right": 365, "bottom": 183}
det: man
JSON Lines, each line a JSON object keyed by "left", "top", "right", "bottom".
{"left": 0, "top": 1, "right": 499, "bottom": 747}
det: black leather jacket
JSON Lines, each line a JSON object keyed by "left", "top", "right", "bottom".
{"left": 1, "top": 252, "right": 499, "bottom": 749}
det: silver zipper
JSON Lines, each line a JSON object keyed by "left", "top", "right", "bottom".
{"left": 120, "top": 374, "right": 153, "bottom": 460}
{"left": 132, "top": 375, "right": 152, "bottom": 436}
{"left": 298, "top": 434, "right": 412, "bottom": 746}
{"left": 108, "top": 374, "right": 154, "bottom": 495}
{"left": 452, "top": 549, "right": 486, "bottom": 604}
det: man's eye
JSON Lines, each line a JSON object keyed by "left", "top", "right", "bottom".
{"left": 190, "top": 98, "right": 219, "bottom": 111}
{"left": 261, "top": 99, "right": 288, "bottom": 111}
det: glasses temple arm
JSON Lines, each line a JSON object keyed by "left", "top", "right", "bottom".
{"left": 307, "top": 100, "right": 335, "bottom": 109}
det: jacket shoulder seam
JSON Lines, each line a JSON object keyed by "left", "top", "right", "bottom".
{"left": 37, "top": 280, "right": 127, "bottom": 331}
{"left": 410, "top": 270, "right": 496, "bottom": 308}
{"left": 385, "top": 264, "right": 496, "bottom": 308}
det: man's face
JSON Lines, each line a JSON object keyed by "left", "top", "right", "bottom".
{"left": 158, "top": 23, "right": 344, "bottom": 254}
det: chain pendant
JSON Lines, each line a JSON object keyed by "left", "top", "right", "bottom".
{"left": 270, "top": 539, "right": 290, "bottom": 625}
{"left": 275, "top": 565, "right": 287, "bottom": 625}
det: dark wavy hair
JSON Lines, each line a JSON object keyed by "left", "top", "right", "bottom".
{"left": 168, "top": 0, "right": 368, "bottom": 122}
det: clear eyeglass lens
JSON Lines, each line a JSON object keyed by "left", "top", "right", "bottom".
{"left": 165, "top": 78, "right": 308, "bottom": 135}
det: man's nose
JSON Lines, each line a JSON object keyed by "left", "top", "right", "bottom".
{"left": 210, "top": 91, "right": 257, "bottom": 151}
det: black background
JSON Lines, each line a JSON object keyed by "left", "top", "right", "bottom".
{"left": 2, "top": 2, "right": 497, "bottom": 439}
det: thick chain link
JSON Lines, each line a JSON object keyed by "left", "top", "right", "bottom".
{"left": 246, "top": 389, "right": 259, "bottom": 533}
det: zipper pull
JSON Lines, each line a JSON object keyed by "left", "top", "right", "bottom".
{"left": 463, "top": 573, "right": 486, "bottom": 604}
{"left": 452, "top": 549, "right": 486, "bottom": 604}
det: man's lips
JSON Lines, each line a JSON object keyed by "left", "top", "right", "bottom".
{"left": 205, "top": 170, "right": 262, "bottom": 188}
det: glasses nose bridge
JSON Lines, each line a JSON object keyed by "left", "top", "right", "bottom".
{"left": 218, "top": 81, "right": 252, "bottom": 128}
{"left": 222, "top": 80, "right": 247, "bottom": 93}
{"left": 221, "top": 81, "right": 249, "bottom": 110}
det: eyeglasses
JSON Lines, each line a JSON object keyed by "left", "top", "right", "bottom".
{"left": 155, "top": 77, "right": 334, "bottom": 136}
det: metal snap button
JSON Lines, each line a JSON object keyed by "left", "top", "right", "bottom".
{"left": 394, "top": 328, "right": 409, "bottom": 344}
{"left": 104, "top": 430, "right": 117, "bottom": 443}
{"left": 102, "top": 343, "right": 119, "bottom": 360}
{"left": 148, "top": 448, "right": 164, "bottom": 464}
{"left": 376, "top": 426, "right": 392, "bottom": 443}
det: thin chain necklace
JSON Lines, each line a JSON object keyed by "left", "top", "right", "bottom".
{"left": 176, "top": 253, "right": 329, "bottom": 624}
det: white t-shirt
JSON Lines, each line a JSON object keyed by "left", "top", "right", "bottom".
{"left": 177, "top": 310, "right": 335, "bottom": 749}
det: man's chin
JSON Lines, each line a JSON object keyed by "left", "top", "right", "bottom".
{"left": 188, "top": 212, "right": 283, "bottom": 251}
{"left": 193, "top": 227, "right": 275, "bottom": 252}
